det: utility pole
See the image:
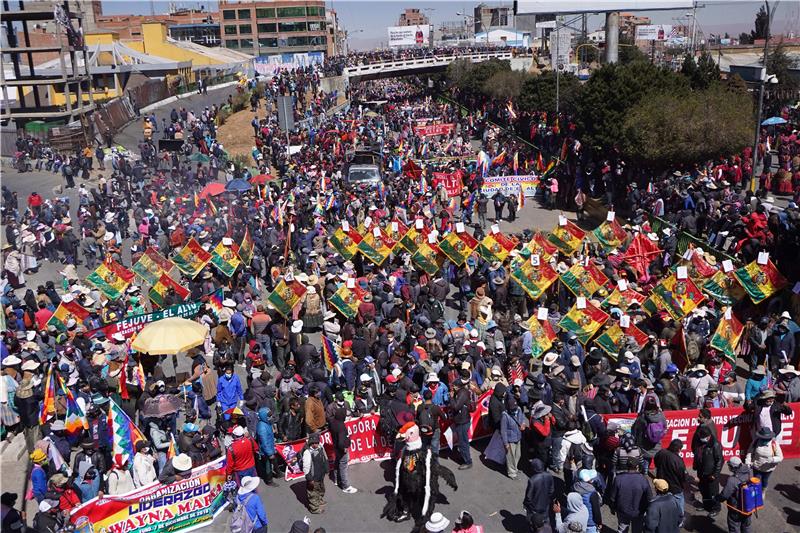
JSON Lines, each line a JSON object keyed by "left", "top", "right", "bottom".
{"left": 750, "top": 1, "right": 772, "bottom": 192}
{"left": 555, "top": 17, "right": 560, "bottom": 116}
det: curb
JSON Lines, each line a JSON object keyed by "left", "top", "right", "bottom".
{"left": 140, "top": 80, "right": 240, "bottom": 114}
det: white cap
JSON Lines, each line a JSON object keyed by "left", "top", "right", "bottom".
{"left": 232, "top": 426, "right": 245, "bottom": 437}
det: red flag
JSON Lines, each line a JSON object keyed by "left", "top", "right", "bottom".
{"left": 622, "top": 233, "right": 662, "bottom": 278}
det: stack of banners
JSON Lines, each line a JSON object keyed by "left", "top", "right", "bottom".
{"left": 278, "top": 390, "right": 495, "bottom": 481}
{"left": 558, "top": 302, "right": 610, "bottom": 345}
{"left": 148, "top": 273, "right": 190, "bottom": 308}
{"left": 601, "top": 403, "right": 800, "bottom": 467}
{"left": 438, "top": 230, "right": 479, "bottom": 266}
{"left": 172, "top": 238, "right": 212, "bottom": 278}
{"left": 651, "top": 274, "right": 705, "bottom": 321}
{"left": 357, "top": 226, "right": 396, "bottom": 266}
{"left": 432, "top": 171, "right": 464, "bottom": 197}
{"left": 86, "top": 259, "right": 135, "bottom": 300}
{"left": 267, "top": 279, "right": 308, "bottom": 318}
{"left": 93, "top": 302, "right": 202, "bottom": 340}
{"left": 525, "top": 316, "right": 557, "bottom": 357}
{"left": 602, "top": 287, "right": 646, "bottom": 312}
{"left": 548, "top": 220, "right": 586, "bottom": 256}
{"left": 592, "top": 219, "right": 629, "bottom": 251}
{"left": 594, "top": 323, "right": 651, "bottom": 360}
{"left": 329, "top": 225, "right": 363, "bottom": 260}
{"left": 519, "top": 231, "right": 558, "bottom": 262}
{"left": 236, "top": 228, "right": 254, "bottom": 265}
{"left": 480, "top": 175, "right": 540, "bottom": 198}
{"left": 413, "top": 123, "right": 455, "bottom": 137}
{"left": 622, "top": 233, "right": 662, "bottom": 278}
{"left": 412, "top": 240, "right": 444, "bottom": 275}
{"left": 709, "top": 310, "right": 745, "bottom": 362}
{"left": 479, "top": 230, "right": 518, "bottom": 263}
{"left": 69, "top": 457, "right": 228, "bottom": 533}
{"left": 560, "top": 262, "right": 610, "bottom": 298}
{"left": 47, "top": 298, "right": 90, "bottom": 332}
{"left": 511, "top": 261, "right": 559, "bottom": 300}
{"left": 398, "top": 224, "right": 429, "bottom": 255}
{"left": 703, "top": 271, "right": 746, "bottom": 306}
{"left": 328, "top": 283, "right": 366, "bottom": 320}
{"left": 132, "top": 246, "right": 174, "bottom": 285}
{"left": 733, "top": 259, "right": 788, "bottom": 304}
{"left": 210, "top": 241, "right": 241, "bottom": 277}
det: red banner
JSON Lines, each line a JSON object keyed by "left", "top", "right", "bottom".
{"left": 277, "top": 392, "right": 493, "bottom": 481}
{"left": 432, "top": 171, "right": 464, "bottom": 197}
{"left": 277, "top": 413, "right": 393, "bottom": 481}
{"left": 601, "top": 403, "right": 800, "bottom": 466}
{"left": 414, "top": 123, "right": 455, "bottom": 137}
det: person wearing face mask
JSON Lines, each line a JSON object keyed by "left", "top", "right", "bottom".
{"left": 72, "top": 436, "right": 107, "bottom": 494}
{"left": 744, "top": 427, "right": 783, "bottom": 493}
{"left": 767, "top": 318, "right": 794, "bottom": 375}
{"left": 559, "top": 334, "right": 584, "bottom": 367}
{"left": 132, "top": 440, "right": 157, "bottom": 487}
{"left": 692, "top": 425, "right": 722, "bottom": 516}
{"left": 216, "top": 364, "right": 243, "bottom": 415}
{"left": 302, "top": 433, "right": 329, "bottom": 514}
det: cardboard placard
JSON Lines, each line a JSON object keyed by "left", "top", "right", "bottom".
{"left": 576, "top": 297, "right": 587, "bottom": 309}
{"left": 491, "top": 224, "right": 500, "bottom": 234}
{"left": 391, "top": 221, "right": 399, "bottom": 232}
{"left": 620, "top": 315, "right": 631, "bottom": 328}
{"left": 676, "top": 266, "right": 688, "bottom": 280}
{"left": 537, "top": 307, "right": 549, "bottom": 320}
{"left": 618, "top": 279, "right": 628, "bottom": 291}
{"left": 456, "top": 222, "right": 465, "bottom": 233}
{"left": 757, "top": 251, "right": 769, "bottom": 265}
{"left": 342, "top": 221, "right": 350, "bottom": 232}
{"left": 415, "top": 219, "right": 424, "bottom": 230}
{"left": 346, "top": 278, "right": 355, "bottom": 288}
{"left": 722, "top": 259, "right": 734, "bottom": 273}
{"left": 372, "top": 227, "right": 381, "bottom": 237}
{"left": 531, "top": 254, "right": 540, "bottom": 266}
{"left": 606, "top": 211, "right": 615, "bottom": 222}
{"left": 558, "top": 215, "right": 567, "bottom": 226}
{"left": 363, "top": 216, "right": 372, "bottom": 229}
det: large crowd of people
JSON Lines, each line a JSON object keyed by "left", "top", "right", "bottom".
{"left": 1, "top": 61, "right": 799, "bottom": 533}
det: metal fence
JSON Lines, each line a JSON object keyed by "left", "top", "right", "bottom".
{"left": 648, "top": 214, "right": 738, "bottom": 265}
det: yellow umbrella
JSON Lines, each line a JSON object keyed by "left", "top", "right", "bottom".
{"left": 131, "top": 317, "right": 207, "bottom": 355}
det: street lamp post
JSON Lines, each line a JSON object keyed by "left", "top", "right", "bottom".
{"left": 749, "top": 0, "right": 773, "bottom": 192}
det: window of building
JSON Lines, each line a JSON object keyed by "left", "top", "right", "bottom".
{"left": 224, "top": 25, "right": 238, "bottom": 35}
{"left": 308, "top": 35, "right": 327, "bottom": 46}
{"left": 306, "top": 6, "right": 325, "bottom": 17}
{"left": 257, "top": 23, "right": 277, "bottom": 33}
{"left": 278, "top": 21, "right": 307, "bottom": 32}
{"left": 287, "top": 36, "right": 309, "bottom": 46}
{"left": 239, "top": 24, "right": 252, "bottom": 35}
{"left": 258, "top": 37, "right": 278, "bottom": 48}
{"left": 237, "top": 9, "right": 251, "bottom": 19}
{"left": 240, "top": 38, "right": 253, "bottom": 49}
{"left": 225, "top": 39, "right": 239, "bottom": 49}
{"left": 277, "top": 6, "right": 306, "bottom": 18}
{"left": 222, "top": 9, "right": 236, "bottom": 20}
{"left": 308, "top": 21, "right": 325, "bottom": 32}
{"left": 255, "top": 7, "right": 275, "bottom": 19}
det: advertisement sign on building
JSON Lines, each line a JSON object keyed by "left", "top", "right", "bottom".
{"left": 387, "top": 24, "right": 431, "bottom": 46}
{"left": 635, "top": 24, "right": 673, "bottom": 41}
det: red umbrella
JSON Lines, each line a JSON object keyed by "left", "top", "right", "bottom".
{"left": 199, "top": 182, "right": 225, "bottom": 200}
{"left": 250, "top": 174, "right": 274, "bottom": 185}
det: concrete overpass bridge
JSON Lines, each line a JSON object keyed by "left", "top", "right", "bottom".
{"left": 343, "top": 50, "right": 514, "bottom": 82}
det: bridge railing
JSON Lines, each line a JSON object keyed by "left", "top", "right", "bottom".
{"left": 342, "top": 51, "right": 513, "bottom": 77}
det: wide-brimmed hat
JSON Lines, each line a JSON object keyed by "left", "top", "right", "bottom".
{"left": 531, "top": 401, "right": 551, "bottom": 419}
{"left": 778, "top": 364, "right": 799, "bottom": 376}
{"left": 615, "top": 366, "right": 631, "bottom": 376}
{"left": 757, "top": 389, "right": 776, "bottom": 400}
{"left": 425, "top": 327, "right": 436, "bottom": 339}
{"left": 755, "top": 427, "right": 774, "bottom": 440}
{"left": 426, "top": 372, "right": 439, "bottom": 383}
{"left": 238, "top": 476, "right": 260, "bottom": 495}
{"left": 291, "top": 320, "right": 304, "bottom": 333}
{"left": 222, "top": 298, "right": 236, "bottom": 308}
{"left": 424, "top": 512, "right": 450, "bottom": 533}
{"left": 172, "top": 453, "right": 192, "bottom": 471}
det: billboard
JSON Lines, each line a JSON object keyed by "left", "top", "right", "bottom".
{"left": 515, "top": 0, "right": 692, "bottom": 15}
{"left": 636, "top": 24, "right": 673, "bottom": 41}
{"left": 388, "top": 24, "right": 431, "bottom": 47}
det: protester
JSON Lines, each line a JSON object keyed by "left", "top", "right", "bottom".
{"left": 644, "top": 479, "right": 682, "bottom": 533}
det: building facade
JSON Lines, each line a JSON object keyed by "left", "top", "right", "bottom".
{"left": 398, "top": 8, "right": 429, "bottom": 27}
{"left": 94, "top": 7, "right": 214, "bottom": 40}
{"left": 220, "top": 0, "right": 327, "bottom": 57}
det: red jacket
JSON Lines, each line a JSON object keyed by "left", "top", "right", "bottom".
{"left": 226, "top": 436, "right": 258, "bottom": 476}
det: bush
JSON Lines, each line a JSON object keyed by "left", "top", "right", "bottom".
{"left": 482, "top": 70, "right": 530, "bottom": 101}
{"left": 518, "top": 71, "right": 582, "bottom": 115}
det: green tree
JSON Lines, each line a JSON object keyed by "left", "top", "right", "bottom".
{"left": 622, "top": 84, "right": 752, "bottom": 169}
{"left": 446, "top": 58, "right": 511, "bottom": 96}
{"left": 577, "top": 62, "right": 688, "bottom": 151}
{"left": 681, "top": 52, "right": 721, "bottom": 89}
{"left": 738, "top": 32, "right": 753, "bottom": 45}
{"left": 751, "top": 4, "right": 770, "bottom": 41}
{"left": 518, "top": 71, "right": 582, "bottom": 115}
{"left": 482, "top": 70, "right": 530, "bottom": 101}
{"left": 619, "top": 34, "right": 649, "bottom": 64}
{"left": 765, "top": 42, "right": 800, "bottom": 113}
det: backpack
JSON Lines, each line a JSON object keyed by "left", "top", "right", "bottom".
{"left": 645, "top": 420, "right": 667, "bottom": 445}
{"left": 417, "top": 404, "right": 434, "bottom": 430}
{"left": 229, "top": 494, "right": 255, "bottom": 533}
{"left": 378, "top": 404, "right": 399, "bottom": 439}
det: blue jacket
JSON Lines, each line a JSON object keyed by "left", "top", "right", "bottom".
{"left": 256, "top": 407, "right": 276, "bottom": 456}
{"left": 31, "top": 465, "right": 48, "bottom": 501}
{"left": 745, "top": 376, "right": 768, "bottom": 401}
{"left": 237, "top": 492, "right": 268, "bottom": 528}
{"left": 229, "top": 312, "right": 247, "bottom": 337}
{"left": 500, "top": 408, "right": 526, "bottom": 445}
{"left": 422, "top": 383, "right": 449, "bottom": 406}
{"left": 217, "top": 373, "right": 244, "bottom": 411}
{"left": 186, "top": 390, "right": 211, "bottom": 420}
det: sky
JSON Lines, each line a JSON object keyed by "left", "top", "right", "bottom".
{"left": 100, "top": 1, "right": 798, "bottom": 50}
